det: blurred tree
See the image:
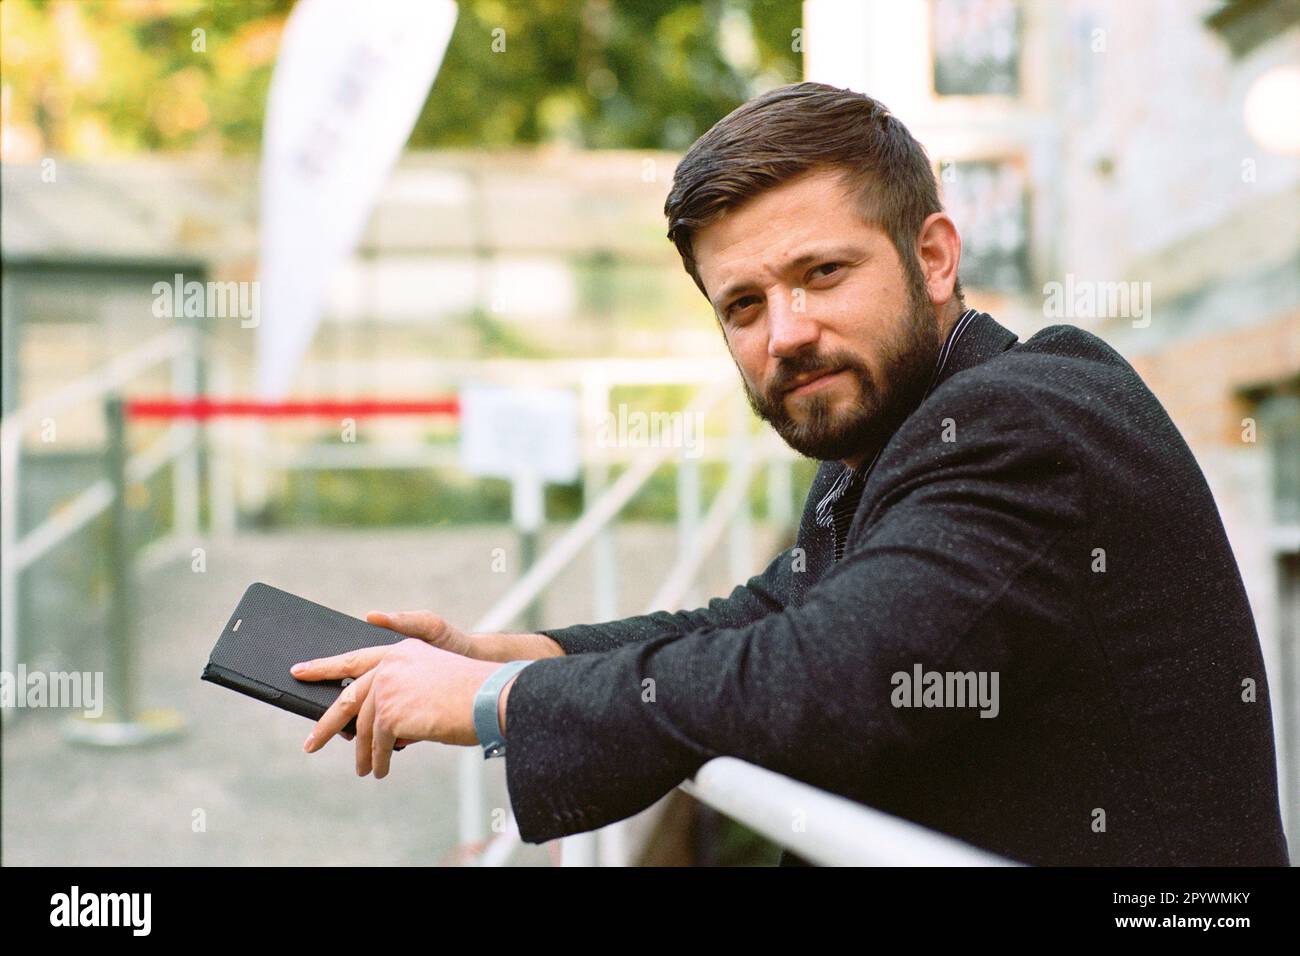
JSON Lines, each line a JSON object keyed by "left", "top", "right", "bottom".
{"left": 1, "top": 0, "right": 292, "bottom": 156}
{"left": 1, "top": 0, "right": 802, "bottom": 159}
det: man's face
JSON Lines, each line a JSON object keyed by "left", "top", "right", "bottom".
{"left": 693, "top": 167, "right": 941, "bottom": 466}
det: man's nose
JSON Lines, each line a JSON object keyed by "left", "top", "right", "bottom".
{"left": 767, "top": 289, "right": 819, "bottom": 358}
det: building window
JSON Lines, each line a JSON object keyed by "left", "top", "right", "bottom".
{"left": 1260, "top": 391, "right": 1300, "bottom": 527}
{"left": 1256, "top": 387, "right": 1300, "bottom": 840}
{"left": 939, "top": 158, "right": 1031, "bottom": 293}
{"left": 932, "top": 0, "right": 1022, "bottom": 97}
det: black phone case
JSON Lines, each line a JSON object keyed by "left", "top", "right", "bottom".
{"left": 201, "top": 582, "right": 405, "bottom": 735}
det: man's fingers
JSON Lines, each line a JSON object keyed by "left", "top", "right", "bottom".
{"left": 355, "top": 731, "right": 408, "bottom": 746}
{"left": 355, "top": 681, "right": 376, "bottom": 776}
{"left": 365, "top": 610, "right": 447, "bottom": 645}
{"left": 306, "top": 669, "right": 375, "bottom": 753}
{"left": 291, "top": 645, "right": 391, "bottom": 681}
{"left": 343, "top": 730, "right": 400, "bottom": 747}
{"left": 372, "top": 712, "right": 398, "bottom": 779}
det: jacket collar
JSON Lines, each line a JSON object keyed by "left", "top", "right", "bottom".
{"left": 827, "top": 309, "right": 1021, "bottom": 546}
{"left": 929, "top": 308, "right": 1019, "bottom": 396}
{"left": 809, "top": 308, "right": 1020, "bottom": 523}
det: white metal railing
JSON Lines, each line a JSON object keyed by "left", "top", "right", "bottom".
{"left": 456, "top": 379, "right": 741, "bottom": 861}
{"left": 455, "top": 383, "right": 1015, "bottom": 867}
{"left": 682, "top": 759, "right": 1016, "bottom": 866}
{"left": 2, "top": 338, "right": 1014, "bottom": 865}
{"left": 0, "top": 329, "right": 203, "bottom": 687}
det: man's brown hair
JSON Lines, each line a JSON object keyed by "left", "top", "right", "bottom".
{"left": 663, "top": 81, "right": 963, "bottom": 308}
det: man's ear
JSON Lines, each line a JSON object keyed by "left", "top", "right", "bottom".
{"left": 916, "top": 212, "right": 962, "bottom": 307}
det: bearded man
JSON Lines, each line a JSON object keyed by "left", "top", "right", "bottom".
{"left": 295, "top": 82, "right": 1289, "bottom": 868}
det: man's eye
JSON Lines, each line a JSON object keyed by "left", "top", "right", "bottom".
{"left": 727, "top": 296, "right": 759, "bottom": 317}
{"left": 811, "top": 263, "right": 841, "bottom": 279}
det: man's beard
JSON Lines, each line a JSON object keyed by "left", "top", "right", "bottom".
{"left": 739, "top": 267, "right": 941, "bottom": 463}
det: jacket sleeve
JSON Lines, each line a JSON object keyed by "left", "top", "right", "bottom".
{"left": 502, "top": 394, "right": 1087, "bottom": 843}
{"left": 534, "top": 543, "right": 796, "bottom": 655}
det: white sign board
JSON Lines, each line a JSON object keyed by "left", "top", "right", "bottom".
{"left": 459, "top": 384, "right": 581, "bottom": 484}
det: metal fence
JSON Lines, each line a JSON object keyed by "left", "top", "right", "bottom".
{"left": 1, "top": 330, "right": 1014, "bottom": 865}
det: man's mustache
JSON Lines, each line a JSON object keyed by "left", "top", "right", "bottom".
{"left": 766, "top": 354, "right": 863, "bottom": 401}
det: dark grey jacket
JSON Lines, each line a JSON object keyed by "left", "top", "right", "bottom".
{"left": 503, "top": 311, "right": 1290, "bottom": 866}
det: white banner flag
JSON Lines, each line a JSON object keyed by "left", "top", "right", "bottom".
{"left": 256, "top": 0, "right": 458, "bottom": 398}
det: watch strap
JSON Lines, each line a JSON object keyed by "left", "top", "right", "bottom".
{"left": 473, "top": 660, "right": 533, "bottom": 759}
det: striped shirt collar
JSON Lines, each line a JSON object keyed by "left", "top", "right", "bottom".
{"left": 815, "top": 307, "right": 979, "bottom": 527}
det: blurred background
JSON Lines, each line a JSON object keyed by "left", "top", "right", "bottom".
{"left": 1, "top": 0, "right": 1297, "bottom": 866}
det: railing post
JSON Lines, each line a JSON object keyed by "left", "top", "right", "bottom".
{"left": 105, "top": 394, "right": 133, "bottom": 722}
{"left": 171, "top": 328, "right": 201, "bottom": 541}
{"left": 458, "top": 746, "right": 485, "bottom": 855}
{"left": 453, "top": 381, "right": 733, "bottom": 866}
{"left": 0, "top": 267, "right": 16, "bottom": 721}
{"left": 207, "top": 363, "right": 236, "bottom": 535}
{"left": 767, "top": 453, "right": 794, "bottom": 540}
{"left": 727, "top": 391, "right": 754, "bottom": 582}
{"left": 511, "top": 465, "right": 545, "bottom": 632}
{"left": 0, "top": 428, "right": 20, "bottom": 722}
{"left": 559, "top": 831, "right": 598, "bottom": 866}
{"left": 597, "top": 827, "right": 626, "bottom": 866}
{"left": 676, "top": 454, "right": 701, "bottom": 608}
{"left": 583, "top": 376, "right": 618, "bottom": 622}
{"left": 63, "top": 395, "right": 185, "bottom": 747}
{"left": 587, "top": 462, "right": 618, "bottom": 622}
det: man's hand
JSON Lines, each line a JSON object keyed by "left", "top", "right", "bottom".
{"left": 365, "top": 609, "right": 477, "bottom": 658}
{"left": 292, "top": 639, "right": 501, "bottom": 779}
{"left": 368, "top": 609, "right": 566, "bottom": 663}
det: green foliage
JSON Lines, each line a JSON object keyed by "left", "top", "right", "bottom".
{"left": 2, "top": 0, "right": 293, "bottom": 155}
{"left": 715, "top": 816, "right": 784, "bottom": 865}
{"left": 251, "top": 445, "right": 816, "bottom": 530}
{"left": 415, "top": 0, "right": 803, "bottom": 150}
{"left": 3, "top": 0, "right": 803, "bottom": 157}
{"left": 249, "top": 386, "right": 816, "bottom": 530}
{"left": 258, "top": 465, "right": 514, "bottom": 528}
{"left": 465, "top": 308, "right": 552, "bottom": 359}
